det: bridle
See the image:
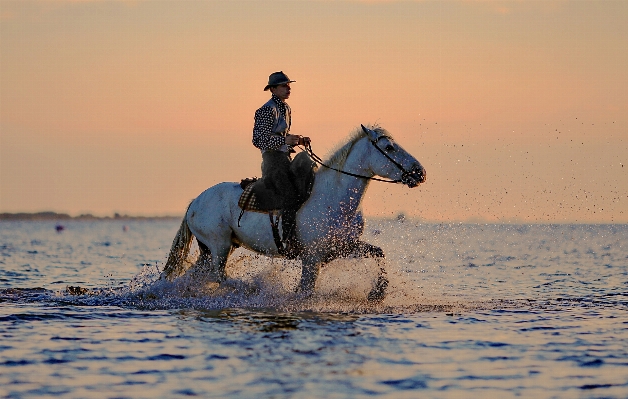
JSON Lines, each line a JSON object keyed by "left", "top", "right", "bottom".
{"left": 302, "top": 125, "right": 420, "bottom": 185}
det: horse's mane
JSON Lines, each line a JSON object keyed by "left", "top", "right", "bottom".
{"left": 324, "top": 124, "right": 393, "bottom": 168}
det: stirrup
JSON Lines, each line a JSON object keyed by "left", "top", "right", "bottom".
{"left": 269, "top": 211, "right": 301, "bottom": 259}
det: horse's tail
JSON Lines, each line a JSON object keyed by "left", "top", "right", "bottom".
{"left": 162, "top": 203, "right": 194, "bottom": 281}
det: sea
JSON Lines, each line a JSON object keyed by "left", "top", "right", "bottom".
{"left": 0, "top": 219, "right": 627, "bottom": 398}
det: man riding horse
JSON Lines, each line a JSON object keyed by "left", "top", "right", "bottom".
{"left": 160, "top": 71, "right": 426, "bottom": 298}
{"left": 252, "top": 71, "right": 311, "bottom": 256}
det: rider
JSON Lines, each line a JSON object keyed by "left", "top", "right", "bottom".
{"left": 252, "top": 71, "right": 311, "bottom": 255}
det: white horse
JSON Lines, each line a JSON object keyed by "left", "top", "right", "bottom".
{"left": 162, "top": 125, "right": 426, "bottom": 300}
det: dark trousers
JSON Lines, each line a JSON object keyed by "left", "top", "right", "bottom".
{"left": 261, "top": 151, "right": 300, "bottom": 209}
{"left": 261, "top": 151, "right": 299, "bottom": 241}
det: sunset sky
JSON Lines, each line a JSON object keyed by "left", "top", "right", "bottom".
{"left": 1, "top": 1, "right": 627, "bottom": 222}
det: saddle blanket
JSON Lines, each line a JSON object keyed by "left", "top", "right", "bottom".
{"left": 238, "top": 182, "right": 268, "bottom": 213}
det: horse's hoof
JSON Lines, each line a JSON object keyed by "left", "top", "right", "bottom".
{"left": 367, "top": 275, "right": 388, "bottom": 302}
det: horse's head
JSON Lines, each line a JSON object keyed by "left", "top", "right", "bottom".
{"left": 361, "top": 125, "right": 426, "bottom": 188}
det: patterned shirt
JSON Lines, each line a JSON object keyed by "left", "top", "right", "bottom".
{"left": 252, "top": 94, "right": 291, "bottom": 151}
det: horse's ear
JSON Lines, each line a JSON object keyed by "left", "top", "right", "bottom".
{"left": 361, "top": 124, "right": 378, "bottom": 141}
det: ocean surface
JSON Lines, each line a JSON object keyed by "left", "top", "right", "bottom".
{"left": 1, "top": 219, "right": 627, "bottom": 398}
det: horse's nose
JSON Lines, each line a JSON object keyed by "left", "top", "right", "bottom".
{"left": 413, "top": 165, "right": 426, "bottom": 184}
{"left": 402, "top": 165, "right": 426, "bottom": 188}
{"left": 419, "top": 167, "right": 426, "bottom": 183}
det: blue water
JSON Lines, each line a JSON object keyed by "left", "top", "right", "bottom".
{"left": 1, "top": 220, "right": 627, "bottom": 398}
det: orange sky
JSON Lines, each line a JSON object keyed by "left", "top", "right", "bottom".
{"left": 1, "top": 1, "right": 627, "bottom": 222}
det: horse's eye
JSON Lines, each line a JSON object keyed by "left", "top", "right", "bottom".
{"left": 385, "top": 144, "right": 395, "bottom": 152}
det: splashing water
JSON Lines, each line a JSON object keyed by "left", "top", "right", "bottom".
{"left": 58, "top": 249, "right": 464, "bottom": 314}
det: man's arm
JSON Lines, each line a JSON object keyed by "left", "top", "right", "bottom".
{"left": 252, "top": 107, "right": 285, "bottom": 150}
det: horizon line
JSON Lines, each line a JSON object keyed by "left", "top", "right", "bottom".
{"left": 1, "top": 211, "right": 626, "bottom": 225}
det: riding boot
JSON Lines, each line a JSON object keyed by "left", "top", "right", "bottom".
{"left": 281, "top": 207, "right": 300, "bottom": 259}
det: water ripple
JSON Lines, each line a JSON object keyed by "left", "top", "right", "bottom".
{"left": 1, "top": 221, "right": 627, "bottom": 397}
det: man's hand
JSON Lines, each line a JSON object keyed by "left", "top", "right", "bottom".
{"left": 285, "top": 134, "right": 300, "bottom": 146}
{"left": 286, "top": 135, "right": 311, "bottom": 146}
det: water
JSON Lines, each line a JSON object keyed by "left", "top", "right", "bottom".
{"left": 1, "top": 220, "right": 627, "bottom": 398}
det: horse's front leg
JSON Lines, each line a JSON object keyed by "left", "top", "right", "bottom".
{"left": 367, "top": 266, "right": 388, "bottom": 302}
{"left": 353, "top": 240, "right": 385, "bottom": 258}
{"left": 352, "top": 241, "right": 388, "bottom": 302}
{"left": 297, "top": 257, "right": 322, "bottom": 295}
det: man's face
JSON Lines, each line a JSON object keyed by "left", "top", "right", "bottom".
{"left": 270, "top": 83, "right": 291, "bottom": 100}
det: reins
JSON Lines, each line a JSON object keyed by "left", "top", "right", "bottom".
{"left": 300, "top": 133, "right": 411, "bottom": 184}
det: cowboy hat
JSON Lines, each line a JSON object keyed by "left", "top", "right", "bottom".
{"left": 264, "top": 71, "right": 296, "bottom": 91}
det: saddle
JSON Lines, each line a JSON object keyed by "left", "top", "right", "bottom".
{"left": 237, "top": 152, "right": 316, "bottom": 257}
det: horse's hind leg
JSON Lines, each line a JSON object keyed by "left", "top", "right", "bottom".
{"left": 212, "top": 246, "right": 232, "bottom": 283}
{"left": 194, "top": 237, "right": 233, "bottom": 283}
{"left": 194, "top": 239, "right": 213, "bottom": 273}
{"left": 209, "top": 240, "right": 234, "bottom": 283}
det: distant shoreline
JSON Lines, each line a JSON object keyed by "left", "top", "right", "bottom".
{"left": 0, "top": 212, "right": 624, "bottom": 225}
{"left": 0, "top": 212, "right": 179, "bottom": 221}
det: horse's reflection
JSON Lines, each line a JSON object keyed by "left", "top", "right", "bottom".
{"left": 185, "top": 309, "right": 359, "bottom": 333}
